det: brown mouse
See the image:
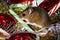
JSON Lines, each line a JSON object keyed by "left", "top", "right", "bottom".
{"left": 19, "top": 7, "right": 51, "bottom": 32}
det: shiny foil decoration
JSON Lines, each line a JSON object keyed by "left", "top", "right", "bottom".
{"left": 0, "top": 14, "right": 17, "bottom": 34}
{"left": 8, "top": 32, "right": 36, "bottom": 40}
{"left": 39, "top": 0, "right": 59, "bottom": 12}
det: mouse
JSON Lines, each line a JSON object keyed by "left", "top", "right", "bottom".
{"left": 19, "top": 7, "right": 52, "bottom": 33}
{"left": 19, "top": 7, "right": 51, "bottom": 28}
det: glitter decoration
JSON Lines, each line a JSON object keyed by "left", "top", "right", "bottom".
{"left": 8, "top": 32, "right": 36, "bottom": 40}
{"left": 39, "top": 0, "right": 59, "bottom": 12}
{"left": 0, "top": 13, "right": 17, "bottom": 34}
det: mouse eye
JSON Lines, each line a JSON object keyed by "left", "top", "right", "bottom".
{"left": 22, "top": 13, "right": 26, "bottom": 16}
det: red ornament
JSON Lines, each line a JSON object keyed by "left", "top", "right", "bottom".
{"left": 7, "top": 0, "right": 33, "bottom": 5}
{"left": 39, "top": 0, "right": 59, "bottom": 12}
{"left": 0, "top": 13, "right": 16, "bottom": 30}
{"left": 8, "top": 33, "right": 36, "bottom": 40}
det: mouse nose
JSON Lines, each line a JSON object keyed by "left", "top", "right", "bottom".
{"left": 23, "top": 20, "right": 27, "bottom": 22}
{"left": 21, "top": 18, "right": 29, "bottom": 23}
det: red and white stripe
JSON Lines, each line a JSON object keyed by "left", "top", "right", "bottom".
{"left": 0, "top": 28, "right": 10, "bottom": 38}
{"left": 48, "top": 2, "right": 60, "bottom": 16}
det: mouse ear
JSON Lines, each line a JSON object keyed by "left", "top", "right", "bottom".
{"left": 28, "top": 7, "right": 33, "bottom": 14}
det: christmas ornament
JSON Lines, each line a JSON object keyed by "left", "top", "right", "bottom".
{"left": 8, "top": 32, "right": 36, "bottom": 40}
{"left": 39, "top": 0, "right": 59, "bottom": 12}
{"left": 0, "top": 13, "right": 17, "bottom": 34}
